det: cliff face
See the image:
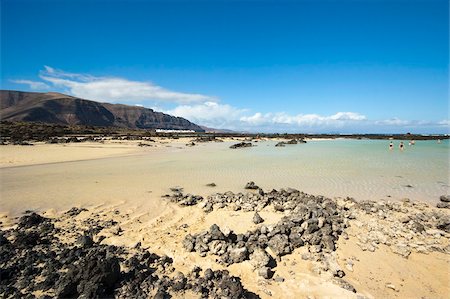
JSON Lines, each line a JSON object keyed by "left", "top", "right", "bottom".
{"left": 0, "top": 90, "right": 205, "bottom": 132}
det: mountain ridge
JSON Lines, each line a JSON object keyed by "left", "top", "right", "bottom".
{"left": 0, "top": 90, "right": 205, "bottom": 132}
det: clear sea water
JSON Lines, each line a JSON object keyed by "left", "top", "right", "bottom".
{"left": 1, "top": 138, "right": 448, "bottom": 216}
{"left": 162, "top": 138, "right": 449, "bottom": 202}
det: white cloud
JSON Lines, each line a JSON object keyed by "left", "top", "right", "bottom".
{"left": 438, "top": 120, "right": 450, "bottom": 126}
{"left": 10, "top": 80, "right": 50, "bottom": 90}
{"left": 166, "top": 101, "right": 247, "bottom": 128}
{"left": 14, "top": 66, "right": 216, "bottom": 104}
{"left": 240, "top": 111, "right": 367, "bottom": 127}
{"left": 375, "top": 118, "right": 411, "bottom": 126}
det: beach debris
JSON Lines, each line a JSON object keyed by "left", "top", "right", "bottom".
{"left": 385, "top": 283, "right": 399, "bottom": 292}
{"left": 230, "top": 142, "right": 252, "bottom": 149}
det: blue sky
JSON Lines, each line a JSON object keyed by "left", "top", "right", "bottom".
{"left": 1, "top": 0, "right": 449, "bottom": 133}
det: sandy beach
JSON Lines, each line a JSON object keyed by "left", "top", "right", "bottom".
{"left": 1, "top": 138, "right": 449, "bottom": 298}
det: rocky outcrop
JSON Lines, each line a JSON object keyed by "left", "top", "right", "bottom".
{"left": 230, "top": 142, "right": 252, "bottom": 149}
{"left": 0, "top": 90, "right": 205, "bottom": 131}
{"left": 0, "top": 210, "right": 256, "bottom": 298}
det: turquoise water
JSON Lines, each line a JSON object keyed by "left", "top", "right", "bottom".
{"left": 1, "top": 138, "right": 448, "bottom": 216}
{"left": 159, "top": 138, "right": 449, "bottom": 202}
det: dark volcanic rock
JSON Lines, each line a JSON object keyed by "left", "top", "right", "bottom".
{"left": 65, "top": 207, "right": 88, "bottom": 217}
{"left": 440, "top": 195, "right": 450, "bottom": 202}
{"left": 253, "top": 212, "right": 264, "bottom": 224}
{"left": 18, "top": 212, "right": 45, "bottom": 228}
{"left": 436, "top": 202, "right": 450, "bottom": 209}
{"left": 56, "top": 249, "right": 121, "bottom": 298}
{"left": 245, "top": 181, "right": 259, "bottom": 190}
{"left": 230, "top": 142, "right": 252, "bottom": 149}
{"left": 1, "top": 210, "right": 258, "bottom": 299}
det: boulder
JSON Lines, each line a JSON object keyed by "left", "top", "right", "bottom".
{"left": 253, "top": 212, "right": 264, "bottom": 224}
{"left": 257, "top": 267, "right": 273, "bottom": 279}
{"left": 229, "top": 247, "right": 248, "bottom": 263}
{"left": 249, "top": 248, "right": 270, "bottom": 269}
{"left": 268, "top": 234, "right": 292, "bottom": 257}
{"left": 245, "top": 181, "right": 259, "bottom": 190}
{"left": 440, "top": 195, "right": 450, "bottom": 202}
{"left": 230, "top": 142, "right": 252, "bottom": 149}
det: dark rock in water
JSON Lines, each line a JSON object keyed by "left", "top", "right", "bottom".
{"left": 436, "top": 202, "right": 450, "bottom": 209}
{"left": 230, "top": 142, "right": 252, "bottom": 149}
{"left": 275, "top": 142, "right": 286, "bottom": 147}
{"left": 206, "top": 183, "right": 217, "bottom": 187}
{"left": 286, "top": 139, "right": 298, "bottom": 144}
{"left": 18, "top": 213, "right": 45, "bottom": 228}
{"left": 253, "top": 212, "right": 264, "bottom": 224}
{"left": 440, "top": 195, "right": 450, "bottom": 202}
{"left": 245, "top": 181, "right": 259, "bottom": 190}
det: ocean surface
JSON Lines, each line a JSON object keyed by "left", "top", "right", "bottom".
{"left": 157, "top": 138, "right": 449, "bottom": 202}
{"left": 1, "top": 138, "right": 448, "bottom": 215}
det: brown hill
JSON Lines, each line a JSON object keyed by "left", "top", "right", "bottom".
{"left": 0, "top": 90, "right": 204, "bottom": 132}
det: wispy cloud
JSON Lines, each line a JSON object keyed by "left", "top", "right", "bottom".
{"left": 10, "top": 79, "right": 50, "bottom": 90}
{"left": 15, "top": 66, "right": 216, "bottom": 104}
